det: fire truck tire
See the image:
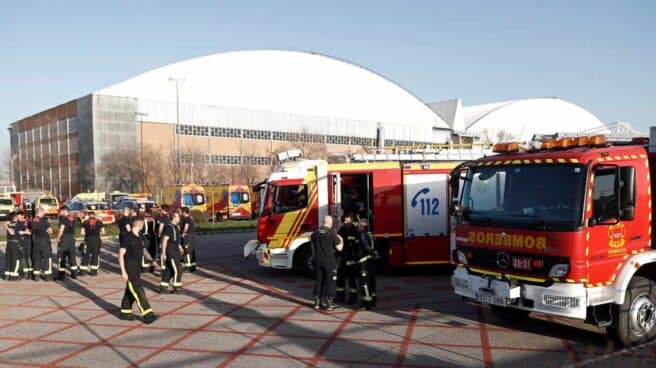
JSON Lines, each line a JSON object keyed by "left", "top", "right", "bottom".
{"left": 490, "top": 305, "right": 530, "bottom": 322}
{"left": 294, "top": 243, "right": 315, "bottom": 277}
{"left": 608, "top": 276, "right": 656, "bottom": 347}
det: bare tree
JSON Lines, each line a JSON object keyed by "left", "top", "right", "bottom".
{"left": 479, "top": 128, "right": 517, "bottom": 144}
{"left": 97, "top": 147, "right": 142, "bottom": 192}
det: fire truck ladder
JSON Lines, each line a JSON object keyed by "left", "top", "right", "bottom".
{"left": 344, "top": 144, "right": 494, "bottom": 162}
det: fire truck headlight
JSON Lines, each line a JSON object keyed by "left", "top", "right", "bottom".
{"left": 456, "top": 250, "right": 468, "bottom": 265}
{"left": 548, "top": 264, "right": 570, "bottom": 278}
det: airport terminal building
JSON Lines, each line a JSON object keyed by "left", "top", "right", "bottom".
{"left": 7, "top": 50, "right": 608, "bottom": 198}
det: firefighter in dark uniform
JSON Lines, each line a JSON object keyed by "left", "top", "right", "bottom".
{"left": 350, "top": 219, "right": 377, "bottom": 310}
{"left": 56, "top": 206, "right": 78, "bottom": 280}
{"left": 4, "top": 212, "right": 28, "bottom": 281}
{"left": 311, "top": 215, "right": 343, "bottom": 311}
{"left": 31, "top": 207, "right": 54, "bottom": 281}
{"left": 80, "top": 211, "right": 105, "bottom": 276}
{"left": 156, "top": 205, "right": 171, "bottom": 266}
{"left": 181, "top": 207, "right": 197, "bottom": 272}
{"left": 119, "top": 216, "right": 158, "bottom": 324}
{"left": 20, "top": 213, "right": 33, "bottom": 279}
{"left": 118, "top": 206, "right": 133, "bottom": 248}
{"left": 160, "top": 211, "right": 183, "bottom": 293}
{"left": 141, "top": 208, "right": 158, "bottom": 273}
{"left": 336, "top": 213, "right": 358, "bottom": 304}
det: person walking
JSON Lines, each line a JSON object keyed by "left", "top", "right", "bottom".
{"left": 160, "top": 211, "right": 183, "bottom": 293}
{"left": 311, "top": 215, "right": 343, "bottom": 311}
{"left": 118, "top": 216, "right": 158, "bottom": 324}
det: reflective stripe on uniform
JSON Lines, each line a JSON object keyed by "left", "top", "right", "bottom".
{"left": 70, "top": 266, "right": 78, "bottom": 270}
{"left": 79, "top": 265, "right": 89, "bottom": 271}
{"left": 141, "top": 308, "right": 153, "bottom": 316}
{"left": 121, "top": 309, "right": 133, "bottom": 314}
{"left": 13, "top": 260, "right": 20, "bottom": 276}
{"left": 356, "top": 255, "right": 372, "bottom": 264}
{"left": 171, "top": 259, "right": 179, "bottom": 283}
{"left": 160, "top": 282, "right": 169, "bottom": 287}
{"left": 127, "top": 281, "right": 146, "bottom": 315}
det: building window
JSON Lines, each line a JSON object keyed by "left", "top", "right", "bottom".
{"left": 243, "top": 129, "right": 271, "bottom": 140}
{"left": 210, "top": 127, "right": 240, "bottom": 138}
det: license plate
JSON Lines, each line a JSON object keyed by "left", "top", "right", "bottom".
{"left": 512, "top": 257, "right": 532, "bottom": 271}
{"left": 476, "top": 290, "right": 508, "bottom": 306}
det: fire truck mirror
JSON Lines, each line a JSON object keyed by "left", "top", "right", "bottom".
{"left": 619, "top": 166, "right": 636, "bottom": 221}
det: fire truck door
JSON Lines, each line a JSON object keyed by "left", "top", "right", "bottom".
{"left": 403, "top": 172, "right": 450, "bottom": 263}
{"left": 328, "top": 173, "right": 342, "bottom": 221}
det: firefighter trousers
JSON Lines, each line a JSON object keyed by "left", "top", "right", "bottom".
{"left": 21, "top": 238, "right": 33, "bottom": 276}
{"left": 336, "top": 263, "right": 358, "bottom": 303}
{"left": 121, "top": 273, "right": 154, "bottom": 318}
{"left": 358, "top": 261, "right": 377, "bottom": 309}
{"left": 144, "top": 235, "right": 157, "bottom": 269}
{"left": 313, "top": 264, "right": 337, "bottom": 301}
{"left": 161, "top": 255, "right": 182, "bottom": 289}
{"left": 4, "top": 240, "right": 22, "bottom": 279}
{"left": 80, "top": 237, "right": 101, "bottom": 275}
{"left": 32, "top": 241, "right": 54, "bottom": 281}
{"left": 58, "top": 235, "right": 78, "bottom": 278}
{"left": 183, "top": 236, "right": 196, "bottom": 270}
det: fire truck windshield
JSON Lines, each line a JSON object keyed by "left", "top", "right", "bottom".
{"left": 461, "top": 164, "right": 587, "bottom": 231}
{"left": 273, "top": 184, "right": 308, "bottom": 213}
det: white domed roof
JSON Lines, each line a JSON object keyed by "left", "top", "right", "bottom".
{"left": 97, "top": 50, "right": 449, "bottom": 129}
{"left": 463, "top": 98, "right": 606, "bottom": 142}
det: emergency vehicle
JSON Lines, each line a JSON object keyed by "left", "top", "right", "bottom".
{"left": 68, "top": 200, "right": 116, "bottom": 224}
{"left": 0, "top": 195, "right": 16, "bottom": 220}
{"left": 204, "top": 184, "right": 252, "bottom": 221}
{"left": 244, "top": 148, "right": 489, "bottom": 275}
{"left": 161, "top": 183, "right": 207, "bottom": 213}
{"left": 450, "top": 132, "right": 656, "bottom": 346}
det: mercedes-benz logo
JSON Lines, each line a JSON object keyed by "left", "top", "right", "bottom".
{"left": 496, "top": 252, "right": 511, "bottom": 269}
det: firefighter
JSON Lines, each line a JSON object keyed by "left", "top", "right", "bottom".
{"left": 350, "top": 219, "right": 377, "bottom": 310}
{"left": 118, "top": 206, "right": 133, "bottom": 247}
{"left": 31, "top": 207, "right": 54, "bottom": 281}
{"left": 20, "top": 212, "right": 34, "bottom": 279}
{"left": 160, "top": 211, "right": 183, "bottom": 293}
{"left": 156, "top": 205, "right": 171, "bottom": 263}
{"left": 141, "top": 208, "right": 158, "bottom": 273}
{"left": 336, "top": 213, "right": 358, "bottom": 304}
{"left": 80, "top": 211, "right": 105, "bottom": 276}
{"left": 311, "top": 215, "right": 343, "bottom": 311}
{"left": 181, "top": 207, "right": 197, "bottom": 272}
{"left": 4, "top": 212, "right": 27, "bottom": 281}
{"left": 118, "top": 215, "right": 158, "bottom": 324}
{"left": 56, "top": 206, "right": 78, "bottom": 280}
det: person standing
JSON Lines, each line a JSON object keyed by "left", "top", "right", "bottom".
{"left": 80, "top": 211, "right": 105, "bottom": 276}
{"left": 31, "top": 207, "right": 54, "bottom": 281}
{"left": 181, "top": 207, "right": 197, "bottom": 272}
{"left": 352, "top": 219, "right": 378, "bottom": 310}
{"left": 56, "top": 206, "right": 78, "bottom": 280}
{"left": 141, "top": 208, "right": 158, "bottom": 273}
{"left": 336, "top": 213, "right": 358, "bottom": 304}
{"left": 311, "top": 215, "right": 343, "bottom": 311}
{"left": 20, "top": 212, "right": 33, "bottom": 279}
{"left": 118, "top": 216, "right": 158, "bottom": 324}
{"left": 4, "top": 212, "right": 27, "bottom": 281}
{"left": 156, "top": 205, "right": 171, "bottom": 270}
{"left": 118, "top": 206, "right": 132, "bottom": 248}
{"left": 160, "top": 211, "right": 183, "bottom": 293}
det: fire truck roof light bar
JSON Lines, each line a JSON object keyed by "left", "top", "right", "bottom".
{"left": 492, "top": 134, "right": 611, "bottom": 154}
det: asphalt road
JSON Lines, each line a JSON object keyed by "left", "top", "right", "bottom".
{"left": 0, "top": 232, "right": 654, "bottom": 367}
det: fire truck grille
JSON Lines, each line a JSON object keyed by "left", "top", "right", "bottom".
{"left": 458, "top": 246, "right": 569, "bottom": 279}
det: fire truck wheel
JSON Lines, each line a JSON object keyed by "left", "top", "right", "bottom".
{"left": 490, "top": 305, "right": 530, "bottom": 322}
{"left": 609, "top": 276, "right": 656, "bottom": 347}
{"left": 294, "top": 243, "right": 315, "bottom": 277}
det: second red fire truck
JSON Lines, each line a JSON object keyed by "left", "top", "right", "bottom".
{"left": 244, "top": 148, "right": 488, "bottom": 274}
{"left": 450, "top": 133, "right": 656, "bottom": 346}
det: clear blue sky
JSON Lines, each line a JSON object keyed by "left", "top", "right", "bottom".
{"left": 1, "top": 0, "right": 654, "bottom": 147}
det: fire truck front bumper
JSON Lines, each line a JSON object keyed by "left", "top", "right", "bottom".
{"left": 243, "top": 241, "right": 293, "bottom": 269}
{"left": 451, "top": 266, "right": 588, "bottom": 319}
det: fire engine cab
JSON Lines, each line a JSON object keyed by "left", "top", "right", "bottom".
{"left": 244, "top": 147, "right": 489, "bottom": 275}
{"left": 450, "top": 133, "right": 656, "bottom": 346}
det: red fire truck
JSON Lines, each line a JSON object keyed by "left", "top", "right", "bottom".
{"left": 450, "top": 133, "right": 656, "bottom": 346}
{"left": 243, "top": 148, "right": 488, "bottom": 275}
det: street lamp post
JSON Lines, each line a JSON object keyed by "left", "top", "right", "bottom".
{"left": 135, "top": 111, "right": 149, "bottom": 190}
{"left": 169, "top": 77, "right": 185, "bottom": 185}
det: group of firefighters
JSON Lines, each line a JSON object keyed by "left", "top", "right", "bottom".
{"left": 312, "top": 213, "right": 378, "bottom": 311}
{"left": 2, "top": 203, "right": 198, "bottom": 324}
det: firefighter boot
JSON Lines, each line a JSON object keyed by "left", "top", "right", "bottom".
{"left": 57, "top": 270, "right": 66, "bottom": 282}
{"left": 159, "top": 285, "right": 169, "bottom": 294}
{"left": 143, "top": 312, "right": 158, "bottom": 325}
{"left": 70, "top": 269, "right": 77, "bottom": 279}
{"left": 120, "top": 312, "right": 136, "bottom": 321}
{"left": 335, "top": 290, "right": 345, "bottom": 303}
{"left": 313, "top": 296, "right": 321, "bottom": 310}
{"left": 322, "top": 298, "right": 337, "bottom": 311}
